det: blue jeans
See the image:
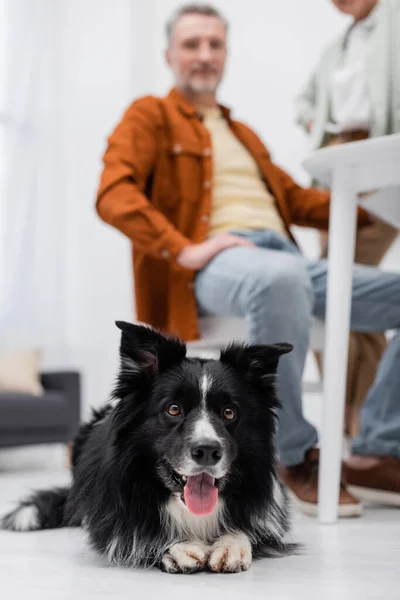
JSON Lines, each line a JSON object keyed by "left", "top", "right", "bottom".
{"left": 195, "top": 229, "right": 400, "bottom": 466}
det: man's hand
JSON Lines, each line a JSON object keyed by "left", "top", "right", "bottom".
{"left": 176, "top": 234, "right": 254, "bottom": 271}
{"left": 306, "top": 120, "right": 313, "bottom": 133}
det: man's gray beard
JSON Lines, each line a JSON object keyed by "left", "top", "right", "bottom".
{"left": 184, "top": 78, "right": 221, "bottom": 95}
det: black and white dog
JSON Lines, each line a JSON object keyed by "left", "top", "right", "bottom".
{"left": 2, "top": 322, "right": 296, "bottom": 573}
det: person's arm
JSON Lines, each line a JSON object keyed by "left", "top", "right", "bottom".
{"left": 96, "top": 97, "right": 191, "bottom": 262}
{"left": 272, "top": 164, "right": 371, "bottom": 229}
{"left": 294, "top": 70, "right": 317, "bottom": 134}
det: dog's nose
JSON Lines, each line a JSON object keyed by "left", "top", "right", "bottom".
{"left": 190, "top": 440, "right": 222, "bottom": 466}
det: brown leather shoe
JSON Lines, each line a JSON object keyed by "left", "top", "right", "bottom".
{"left": 344, "top": 457, "right": 400, "bottom": 507}
{"left": 279, "top": 448, "right": 363, "bottom": 518}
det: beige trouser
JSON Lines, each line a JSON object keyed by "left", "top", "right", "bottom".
{"left": 315, "top": 132, "right": 399, "bottom": 437}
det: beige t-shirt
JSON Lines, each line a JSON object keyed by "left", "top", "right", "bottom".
{"left": 202, "top": 107, "right": 287, "bottom": 238}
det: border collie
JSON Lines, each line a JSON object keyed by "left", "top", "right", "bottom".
{"left": 2, "top": 322, "right": 295, "bottom": 573}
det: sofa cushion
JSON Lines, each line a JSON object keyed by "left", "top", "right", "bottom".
{"left": 0, "top": 349, "right": 44, "bottom": 396}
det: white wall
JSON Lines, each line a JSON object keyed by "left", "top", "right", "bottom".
{"left": 60, "top": 0, "right": 400, "bottom": 414}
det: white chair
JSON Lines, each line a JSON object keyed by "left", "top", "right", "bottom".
{"left": 187, "top": 315, "right": 325, "bottom": 394}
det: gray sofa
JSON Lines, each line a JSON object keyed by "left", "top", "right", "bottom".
{"left": 0, "top": 371, "right": 81, "bottom": 448}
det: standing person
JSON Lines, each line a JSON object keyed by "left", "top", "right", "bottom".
{"left": 295, "top": 0, "right": 400, "bottom": 437}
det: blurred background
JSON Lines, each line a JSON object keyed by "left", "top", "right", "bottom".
{"left": 0, "top": 0, "right": 399, "bottom": 445}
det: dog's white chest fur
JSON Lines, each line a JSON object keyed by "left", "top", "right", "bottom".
{"left": 166, "top": 495, "right": 225, "bottom": 543}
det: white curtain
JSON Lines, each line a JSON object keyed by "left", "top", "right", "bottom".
{"left": 0, "top": 0, "right": 66, "bottom": 350}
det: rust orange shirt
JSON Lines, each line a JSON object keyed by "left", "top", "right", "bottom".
{"left": 96, "top": 88, "right": 368, "bottom": 341}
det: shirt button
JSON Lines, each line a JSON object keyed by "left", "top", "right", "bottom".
{"left": 201, "top": 215, "right": 209, "bottom": 222}
{"left": 203, "top": 147, "right": 212, "bottom": 157}
{"left": 160, "top": 249, "right": 170, "bottom": 259}
{"left": 173, "top": 143, "right": 183, "bottom": 154}
{"left": 203, "top": 180, "right": 212, "bottom": 190}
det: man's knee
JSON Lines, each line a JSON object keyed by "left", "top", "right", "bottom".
{"left": 249, "top": 259, "right": 314, "bottom": 308}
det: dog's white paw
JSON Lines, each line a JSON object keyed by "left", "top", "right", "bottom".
{"left": 161, "top": 541, "right": 210, "bottom": 574}
{"left": 208, "top": 533, "right": 252, "bottom": 573}
{"left": 2, "top": 504, "right": 40, "bottom": 532}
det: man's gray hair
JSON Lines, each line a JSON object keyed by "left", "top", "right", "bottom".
{"left": 166, "top": 3, "right": 229, "bottom": 44}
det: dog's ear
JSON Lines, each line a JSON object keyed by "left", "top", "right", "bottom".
{"left": 220, "top": 342, "right": 293, "bottom": 382}
{"left": 115, "top": 321, "right": 186, "bottom": 381}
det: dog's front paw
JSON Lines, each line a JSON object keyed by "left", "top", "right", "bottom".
{"left": 161, "top": 541, "right": 210, "bottom": 574}
{"left": 1, "top": 504, "right": 40, "bottom": 532}
{"left": 208, "top": 533, "right": 252, "bottom": 573}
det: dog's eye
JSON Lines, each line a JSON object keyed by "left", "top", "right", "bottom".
{"left": 222, "top": 407, "right": 236, "bottom": 421}
{"left": 167, "top": 404, "right": 181, "bottom": 417}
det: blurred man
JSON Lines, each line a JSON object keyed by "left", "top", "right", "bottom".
{"left": 296, "top": 0, "right": 400, "bottom": 436}
{"left": 97, "top": 3, "right": 400, "bottom": 516}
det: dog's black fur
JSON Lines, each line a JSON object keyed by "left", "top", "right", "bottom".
{"left": 1, "top": 322, "right": 296, "bottom": 573}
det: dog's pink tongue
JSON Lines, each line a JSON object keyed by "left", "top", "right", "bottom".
{"left": 184, "top": 473, "right": 218, "bottom": 516}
